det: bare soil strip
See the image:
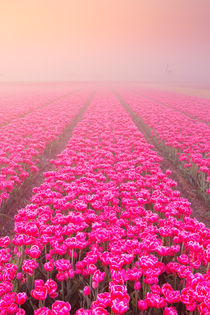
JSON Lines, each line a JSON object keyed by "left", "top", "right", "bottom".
{"left": 116, "top": 91, "right": 210, "bottom": 228}
{"left": 0, "top": 91, "right": 95, "bottom": 237}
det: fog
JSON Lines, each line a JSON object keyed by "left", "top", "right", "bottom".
{"left": 0, "top": 0, "right": 210, "bottom": 85}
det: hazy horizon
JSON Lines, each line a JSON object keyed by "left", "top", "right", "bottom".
{"left": 1, "top": 0, "right": 210, "bottom": 84}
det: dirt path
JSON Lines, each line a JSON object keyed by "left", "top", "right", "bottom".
{"left": 0, "top": 91, "right": 95, "bottom": 237}
{"left": 116, "top": 91, "right": 210, "bottom": 228}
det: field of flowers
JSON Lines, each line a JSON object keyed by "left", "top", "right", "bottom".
{"left": 0, "top": 85, "right": 75, "bottom": 126}
{"left": 0, "top": 89, "right": 209, "bottom": 315}
{"left": 0, "top": 88, "right": 92, "bottom": 207}
{"left": 118, "top": 89, "right": 210, "bottom": 203}
{"left": 136, "top": 88, "right": 210, "bottom": 124}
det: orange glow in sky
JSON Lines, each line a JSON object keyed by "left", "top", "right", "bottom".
{"left": 0, "top": 0, "right": 210, "bottom": 81}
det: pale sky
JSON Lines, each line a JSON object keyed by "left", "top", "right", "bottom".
{"left": 0, "top": 0, "right": 210, "bottom": 81}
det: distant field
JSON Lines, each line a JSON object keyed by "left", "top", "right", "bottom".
{"left": 137, "top": 82, "right": 210, "bottom": 99}
{"left": 165, "top": 86, "right": 210, "bottom": 99}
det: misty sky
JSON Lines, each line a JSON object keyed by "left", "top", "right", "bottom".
{"left": 0, "top": 0, "right": 210, "bottom": 81}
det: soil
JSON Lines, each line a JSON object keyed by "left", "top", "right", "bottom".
{"left": 116, "top": 91, "right": 210, "bottom": 229}
{"left": 0, "top": 92, "right": 95, "bottom": 237}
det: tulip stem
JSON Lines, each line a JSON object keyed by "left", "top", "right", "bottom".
{"left": 61, "top": 281, "right": 64, "bottom": 300}
{"left": 71, "top": 249, "right": 74, "bottom": 267}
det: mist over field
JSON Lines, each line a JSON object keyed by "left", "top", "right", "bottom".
{"left": 0, "top": 0, "right": 210, "bottom": 84}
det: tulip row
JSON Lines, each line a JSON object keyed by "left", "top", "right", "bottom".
{"left": 0, "top": 92, "right": 209, "bottom": 314}
{"left": 0, "top": 84, "right": 74, "bottom": 126}
{"left": 0, "top": 90, "right": 92, "bottom": 207}
{"left": 135, "top": 88, "right": 210, "bottom": 124}
{"left": 117, "top": 89, "right": 210, "bottom": 202}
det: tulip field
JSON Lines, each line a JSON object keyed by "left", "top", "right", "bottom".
{"left": 118, "top": 88, "right": 210, "bottom": 203}
{"left": 0, "top": 85, "right": 209, "bottom": 314}
{"left": 0, "top": 88, "right": 91, "bottom": 207}
{"left": 134, "top": 88, "right": 210, "bottom": 124}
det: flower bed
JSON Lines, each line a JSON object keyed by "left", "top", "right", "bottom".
{"left": 0, "top": 90, "right": 92, "bottom": 207}
{"left": 136, "top": 88, "right": 210, "bottom": 124}
{"left": 118, "top": 90, "right": 210, "bottom": 203}
{"left": 0, "top": 85, "right": 73, "bottom": 126}
{"left": 0, "top": 92, "right": 209, "bottom": 314}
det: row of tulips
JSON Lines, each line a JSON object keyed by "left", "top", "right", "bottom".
{"left": 117, "top": 89, "right": 210, "bottom": 202}
{"left": 0, "top": 92, "right": 209, "bottom": 314}
{"left": 0, "top": 89, "right": 92, "bottom": 207}
{"left": 0, "top": 84, "right": 75, "bottom": 127}
{"left": 135, "top": 88, "right": 210, "bottom": 124}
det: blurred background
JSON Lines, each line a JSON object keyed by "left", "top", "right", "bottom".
{"left": 0, "top": 0, "right": 210, "bottom": 85}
